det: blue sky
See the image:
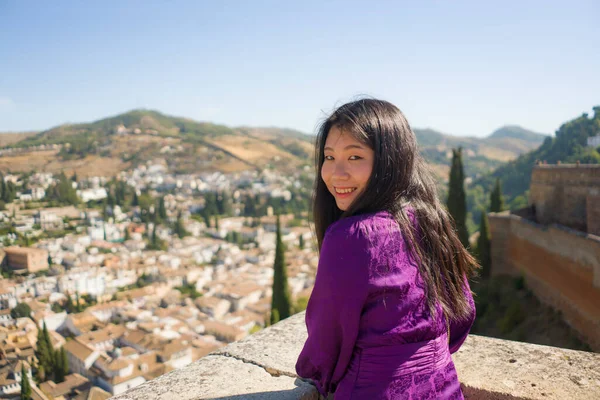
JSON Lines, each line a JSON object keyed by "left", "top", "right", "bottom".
{"left": 1, "top": 1, "right": 598, "bottom": 137}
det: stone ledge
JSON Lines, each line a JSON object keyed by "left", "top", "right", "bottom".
{"left": 111, "top": 312, "right": 600, "bottom": 400}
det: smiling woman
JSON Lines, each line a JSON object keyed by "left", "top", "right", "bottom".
{"left": 296, "top": 99, "right": 479, "bottom": 399}
{"left": 321, "top": 126, "right": 374, "bottom": 211}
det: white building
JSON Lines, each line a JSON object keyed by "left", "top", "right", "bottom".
{"left": 587, "top": 135, "right": 600, "bottom": 148}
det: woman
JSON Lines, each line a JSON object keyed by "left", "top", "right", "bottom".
{"left": 295, "top": 99, "right": 478, "bottom": 399}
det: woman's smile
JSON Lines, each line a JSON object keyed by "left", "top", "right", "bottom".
{"left": 321, "top": 126, "right": 374, "bottom": 211}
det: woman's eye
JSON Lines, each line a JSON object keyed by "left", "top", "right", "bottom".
{"left": 324, "top": 155, "right": 334, "bottom": 160}
{"left": 349, "top": 155, "right": 362, "bottom": 160}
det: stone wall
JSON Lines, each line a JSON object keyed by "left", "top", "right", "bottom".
{"left": 530, "top": 164, "right": 600, "bottom": 232}
{"left": 489, "top": 213, "right": 600, "bottom": 350}
{"left": 110, "top": 312, "right": 600, "bottom": 400}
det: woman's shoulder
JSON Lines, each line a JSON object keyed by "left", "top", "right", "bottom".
{"left": 324, "top": 211, "right": 394, "bottom": 241}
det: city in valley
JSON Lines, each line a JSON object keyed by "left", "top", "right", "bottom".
{"left": 0, "top": 159, "right": 316, "bottom": 398}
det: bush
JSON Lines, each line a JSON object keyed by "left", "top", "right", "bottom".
{"left": 10, "top": 303, "right": 32, "bottom": 319}
{"left": 497, "top": 301, "right": 526, "bottom": 334}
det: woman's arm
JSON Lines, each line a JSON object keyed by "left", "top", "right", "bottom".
{"left": 295, "top": 222, "right": 370, "bottom": 396}
{"left": 449, "top": 277, "right": 476, "bottom": 354}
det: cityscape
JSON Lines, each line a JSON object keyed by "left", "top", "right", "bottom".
{"left": 0, "top": 142, "right": 317, "bottom": 398}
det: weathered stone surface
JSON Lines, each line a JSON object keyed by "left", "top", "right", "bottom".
{"left": 212, "top": 312, "right": 308, "bottom": 377}
{"left": 111, "top": 311, "right": 600, "bottom": 400}
{"left": 454, "top": 335, "right": 600, "bottom": 400}
{"left": 110, "top": 354, "right": 318, "bottom": 400}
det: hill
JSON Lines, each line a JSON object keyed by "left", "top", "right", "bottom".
{"left": 0, "top": 110, "right": 315, "bottom": 177}
{"left": 413, "top": 125, "right": 547, "bottom": 186}
{"left": 0, "top": 110, "right": 544, "bottom": 189}
{"left": 488, "top": 125, "right": 548, "bottom": 143}
{"left": 474, "top": 107, "right": 600, "bottom": 203}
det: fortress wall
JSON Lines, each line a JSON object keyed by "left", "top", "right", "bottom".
{"left": 530, "top": 165, "right": 600, "bottom": 232}
{"left": 489, "top": 213, "right": 600, "bottom": 351}
{"left": 587, "top": 193, "right": 600, "bottom": 236}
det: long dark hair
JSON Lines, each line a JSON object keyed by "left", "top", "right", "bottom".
{"left": 312, "top": 98, "right": 479, "bottom": 321}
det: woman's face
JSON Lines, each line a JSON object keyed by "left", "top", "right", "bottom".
{"left": 321, "top": 126, "right": 374, "bottom": 211}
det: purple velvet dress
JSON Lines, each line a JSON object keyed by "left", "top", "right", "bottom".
{"left": 296, "top": 211, "right": 475, "bottom": 400}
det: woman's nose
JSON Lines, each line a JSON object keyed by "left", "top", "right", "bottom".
{"left": 332, "top": 162, "right": 350, "bottom": 179}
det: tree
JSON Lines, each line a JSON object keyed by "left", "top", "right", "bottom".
{"left": 158, "top": 197, "right": 167, "bottom": 220}
{"left": 132, "top": 191, "right": 139, "bottom": 207}
{"left": 490, "top": 178, "right": 505, "bottom": 213}
{"left": 476, "top": 211, "right": 492, "bottom": 278}
{"left": 270, "top": 215, "right": 291, "bottom": 324}
{"left": 217, "top": 191, "right": 232, "bottom": 216}
{"left": 174, "top": 211, "right": 188, "bottom": 239}
{"left": 243, "top": 195, "right": 257, "bottom": 217}
{"left": 124, "top": 227, "right": 131, "bottom": 241}
{"left": 53, "top": 348, "right": 68, "bottom": 383}
{"left": 35, "top": 322, "right": 54, "bottom": 382}
{"left": 11, "top": 303, "right": 32, "bottom": 319}
{"left": 447, "top": 148, "right": 469, "bottom": 248}
{"left": 20, "top": 364, "right": 31, "bottom": 400}
{"left": 299, "top": 234, "right": 305, "bottom": 250}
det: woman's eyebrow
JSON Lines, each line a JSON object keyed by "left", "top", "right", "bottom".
{"left": 324, "top": 144, "right": 366, "bottom": 151}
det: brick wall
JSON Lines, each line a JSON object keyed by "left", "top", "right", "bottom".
{"left": 530, "top": 165, "right": 600, "bottom": 232}
{"left": 587, "top": 192, "right": 600, "bottom": 236}
{"left": 489, "top": 214, "right": 600, "bottom": 351}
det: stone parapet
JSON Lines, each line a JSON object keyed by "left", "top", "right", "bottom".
{"left": 111, "top": 312, "right": 600, "bottom": 400}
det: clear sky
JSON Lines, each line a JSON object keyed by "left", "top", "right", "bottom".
{"left": 1, "top": 1, "right": 598, "bottom": 137}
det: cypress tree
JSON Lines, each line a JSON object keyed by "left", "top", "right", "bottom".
{"left": 61, "top": 347, "right": 69, "bottom": 379}
{"left": 446, "top": 148, "right": 469, "bottom": 248}
{"left": 20, "top": 364, "right": 31, "bottom": 400}
{"left": 490, "top": 178, "right": 505, "bottom": 213}
{"left": 270, "top": 215, "right": 291, "bottom": 324}
{"left": 476, "top": 211, "right": 492, "bottom": 278}
{"left": 53, "top": 348, "right": 68, "bottom": 383}
{"left": 158, "top": 197, "right": 167, "bottom": 220}
{"left": 175, "top": 211, "right": 188, "bottom": 239}
{"left": 299, "top": 234, "right": 304, "bottom": 250}
{"left": 151, "top": 224, "right": 158, "bottom": 248}
{"left": 35, "top": 326, "right": 49, "bottom": 381}
{"left": 132, "top": 191, "right": 139, "bottom": 207}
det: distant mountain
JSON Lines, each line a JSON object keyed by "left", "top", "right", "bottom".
{"left": 0, "top": 110, "right": 314, "bottom": 177}
{"left": 488, "top": 125, "right": 548, "bottom": 143}
{"left": 412, "top": 125, "right": 547, "bottom": 186}
{"left": 474, "top": 106, "right": 600, "bottom": 206}
{"left": 0, "top": 109, "right": 547, "bottom": 186}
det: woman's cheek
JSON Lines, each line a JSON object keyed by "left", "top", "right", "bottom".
{"left": 321, "top": 163, "right": 331, "bottom": 183}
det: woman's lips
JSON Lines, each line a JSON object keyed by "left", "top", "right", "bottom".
{"left": 334, "top": 187, "right": 357, "bottom": 198}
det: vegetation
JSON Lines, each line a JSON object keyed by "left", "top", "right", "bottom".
{"left": 475, "top": 212, "right": 491, "bottom": 278}
{"left": 471, "top": 276, "right": 590, "bottom": 351}
{"left": 10, "top": 303, "right": 32, "bottom": 319}
{"left": 34, "top": 322, "right": 68, "bottom": 383}
{"left": 270, "top": 215, "right": 291, "bottom": 324}
{"left": 473, "top": 106, "right": 600, "bottom": 206}
{"left": 20, "top": 365, "right": 31, "bottom": 400}
{"left": 446, "top": 148, "right": 469, "bottom": 247}
{"left": 45, "top": 172, "right": 79, "bottom": 205}
{"left": 490, "top": 178, "right": 505, "bottom": 213}
{"left": 173, "top": 211, "right": 189, "bottom": 239}
{"left": 174, "top": 283, "right": 202, "bottom": 299}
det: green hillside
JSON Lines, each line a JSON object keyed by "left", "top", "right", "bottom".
{"left": 474, "top": 107, "right": 600, "bottom": 202}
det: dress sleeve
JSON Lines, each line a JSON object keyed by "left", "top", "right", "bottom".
{"left": 295, "top": 222, "right": 370, "bottom": 396}
{"left": 448, "top": 276, "right": 476, "bottom": 354}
